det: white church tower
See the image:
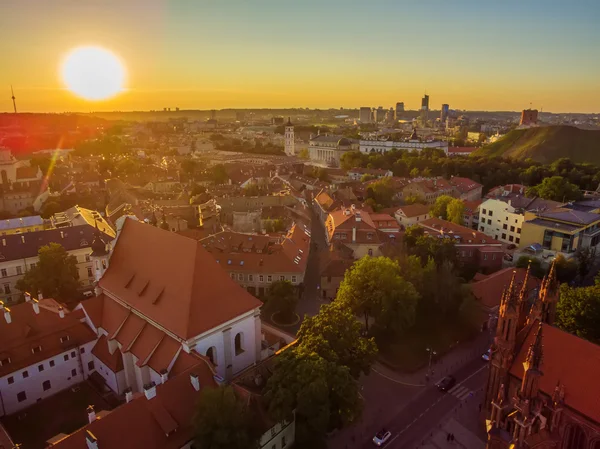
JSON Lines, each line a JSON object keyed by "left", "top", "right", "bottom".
{"left": 284, "top": 117, "right": 295, "bottom": 156}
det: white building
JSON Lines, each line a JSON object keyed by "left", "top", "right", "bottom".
{"left": 359, "top": 131, "right": 448, "bottom": 155}
{"left": 284, "top": 118, "right": 295, "bottom": 156}
{"left": 478, "top": 198, "right": 525, "bottom": 245}
{"left": 309, "top": 135, "right": 358, "bottom": 167}
{"left": 0, "top": 295, "right": 97, "bottom": 416}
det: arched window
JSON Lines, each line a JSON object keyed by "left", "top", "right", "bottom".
{"left": 206, "top": 346, "right": 217, "bottom": 366}
{"left": 234, "top": 333, "right": 244, "bottom": 355}
{"left": 563, "top": 425, "right": 587, "bottom": 449}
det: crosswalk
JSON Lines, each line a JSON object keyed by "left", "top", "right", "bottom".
{"left": 447, "top": 384, "right": 473, "bottom": 401}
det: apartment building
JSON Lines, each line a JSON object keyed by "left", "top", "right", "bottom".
{"left": 200, "top": 224, "right": 310, "bottom": 297}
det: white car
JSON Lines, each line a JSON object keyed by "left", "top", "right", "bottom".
{"left": 482, "top": 349, "right": 491, "bottom": 361}
{"left": 373, "top": 429, "right": 392, "bottom": 446}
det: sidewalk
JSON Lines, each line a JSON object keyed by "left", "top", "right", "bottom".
{"left": 373, "top": 331, "right": 492, "bottom": 387}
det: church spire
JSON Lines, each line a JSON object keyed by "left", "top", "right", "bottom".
{"left": 520, "top": 322, "right": 544, "bottom": 399}
{"left": 539, "top": 259, "right": 559, "bottom": 324}
{"left": 525, "top": 322, "right": 544, "bottom": 371}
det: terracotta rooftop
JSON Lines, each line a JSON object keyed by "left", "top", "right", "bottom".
{"left": 510, "top": 321, "right": 600, "bottom": 424}
{"left": 50, "top": 363, "right": 217, "bottom": 449}
{"left": 470, "top": 268, "right": 541, "bottom": 310}
{"left": 396, "top": 204, "right": 430, "bottom": 218}
{"left": 419, "top": 217, "right": 502, "bottom": 246}
{"left": 449, "top": 176, "right": 482, "bottom": 194}
{"left": 0, "top": 299, "right": 96, "bottom": 378}
{"left": 98, "top": 219, "right": 262, "bottom": 340}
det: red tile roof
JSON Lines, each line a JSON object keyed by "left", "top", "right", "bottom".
{"left": 50, "top": 363, "right": 217, "bottom": 449}
{"left": 99, "top": 219, "right": 262, "bottom": 340}
{"left": 91, "top": 335, "right": 124, "bottom": 372}
{"left": 0, "top": 300, "right": 97, "bottom": 378}
{"left": 470, "top": 268, "right": 541, "bottom": 309}
{"left": 510, "top": 322, "right": 600, "bottom": 423}
{"left": 396, "top": 204, "right": 430, "bottom": 218}
{"left": 449, "top": 176, "right": 482, "bottom": 194}
{"left": 419, "top": 217, "right": 502, "bottom": 246}
{"left": 146, "top": 335, "right": 181, "bottom": 373}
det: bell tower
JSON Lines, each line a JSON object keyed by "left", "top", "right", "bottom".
{"left": 90, "top": 220, "right": 109, "bottom": 285}
{"left": 284, "top": 117, "right": 295, "bottom": 156}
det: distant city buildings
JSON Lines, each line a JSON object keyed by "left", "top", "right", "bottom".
{"left": 359, "top": 130, "right": 448, "bottom": 155}
{"left": 441, "top": 104, "right": 449, "bottom": 123}
{"left": 395, "top": 102, "right": 404, "bottom": 117}
{"left": 359, "top": 107, "right": 372, "bottom": 123}
{"left": 309, "top": 134, "right": 358, "bottom": 167}
{"left": 284, "top": 118, "right": 295, "bottom": 156}
{"left": 420, "top": 94, "right": 430, "bottom": 122}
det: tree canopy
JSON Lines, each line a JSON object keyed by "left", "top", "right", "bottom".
{"left": 556, "top": 283, "right": 600, "bottom": 344}
{"left": 336, "top": 256, "right": 419, "bottom": 335}
{"left": 193, "top": 386, "right": 260, "bottom": 449}
{"left": 264, "top": 349, "right": 361, "bottom": 448}
{"left": 526, "top": 176, "right": 582, "bottom": 202}
{"left": 365, "top": 177, "right": 395, "bottom": 211}
{"left": 264, "top": 280, "right": 298, "bottom": 322}
{"left": 297, "top": 301, "right": 377, "bottom": 378}
{"left": 16, "top": 243, "right": 80, "bottom": 301}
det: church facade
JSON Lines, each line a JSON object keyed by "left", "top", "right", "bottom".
{"left": 484, "top": 262, "right": 600, "bottom": 449}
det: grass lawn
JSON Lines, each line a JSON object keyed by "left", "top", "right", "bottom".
{"left": 375, "top": 319, "right": 479, "bottom": 373}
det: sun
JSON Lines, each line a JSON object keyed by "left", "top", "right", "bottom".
{"left": 61, "top": 46, "right": 126, "bottom": 100}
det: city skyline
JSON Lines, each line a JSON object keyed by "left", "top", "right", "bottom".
{"left": 1, "top": 0, "right": 599, "bottom": 113}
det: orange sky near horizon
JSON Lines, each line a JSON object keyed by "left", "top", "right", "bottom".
{"left": 1, "top": 0, "right": 599, "bottom": 114}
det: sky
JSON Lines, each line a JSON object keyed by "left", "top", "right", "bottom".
{"left": 1, "top": 0, "right": 599, "bottom": 113}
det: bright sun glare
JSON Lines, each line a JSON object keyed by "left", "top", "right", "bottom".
{"left": 61, "top": 46, "right": 126, "bottom": 101}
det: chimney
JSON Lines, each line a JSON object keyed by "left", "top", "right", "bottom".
{"left": 38, "top": 292, "right": 43, "bottom": 301}
{"left": 24, "top": 292, "right": 31, "bottom": 302}
{"left": 143, "top": 382, "right": 157, "bottom": 400}
{"left": 85, "top": 430, "right": 98, "bottom": 449}
{"left": 190, "top": 373, "right": 200, "bottom": 391}
{"left": 355, "top": 212, "right": 361, "bottom": 222}
{"left": 352, "top": 227, "right": 357, "bottom": 243}
{"left": 160, "top": 369, "right": 169, "bottom": 384}
{"left": 32, "top": 299, "right": 40, "bottom": 314}
{"left": 58, "top": 307, "right": 65, "bottom": 318}
{"left": 508, "top": 199, "right": 512, "bottom": 207}
{"left": 87, "top": 405, "right": 96, "bottom": 423}
{"left": 124, "top": 387, "right": 133, "bottom": 403}
{"left": 4, "top": 308, "right": 11, "bottom": 324}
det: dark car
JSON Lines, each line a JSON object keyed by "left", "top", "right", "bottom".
{"left": 436, "top": 375, "right": 456, "bottom": 392}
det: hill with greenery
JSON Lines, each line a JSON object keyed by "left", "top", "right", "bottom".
{"left": 472, "top": 126, "right": 600, "bottom": 164}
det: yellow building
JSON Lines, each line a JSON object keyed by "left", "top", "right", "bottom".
{"left": 519, "top": 204, "right": 600, "bottom": 255}
{"left": 0, "top": 216, "right": 46, "bottom": 235}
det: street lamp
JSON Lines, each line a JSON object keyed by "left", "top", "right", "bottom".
{"left": 426, "top": 347, "right": 437, "bottom": 383}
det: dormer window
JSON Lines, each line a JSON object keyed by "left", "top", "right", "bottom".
{"left": 60, "top": 335, "right": 70, "bottom": 343}
{"left": 0, "top": 357, "right": 11, "bottom": 366}
{"left": 32, "top": 345, "right": 42, "bottom": 354}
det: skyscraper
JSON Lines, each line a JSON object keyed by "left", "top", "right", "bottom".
{"left": 441, "top": 104, "right": 449, "bottom": 123}
{"left": 420, "top": 94, "right": 429, "bottom": 122}
{"left": 359, "top": 107, "right": 372, "bottom": 123}
{"left": 395, "top": 102, "right": 404, "bottom": 119}
{"left": 375, "top": 106, "right": 385, "bottom": 122}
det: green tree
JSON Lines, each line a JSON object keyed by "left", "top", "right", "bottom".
{"left": 361, "top": 174, "right": 376, "bottom": 182}
{"left": 297, "top": 302, "right": 377, "bottom": 378}
{"left": 191, "top": 184, "right": 207, "bottom": 196}
{"left": 40, "top": 201, "right": 62, "bottom": 219}
{"left": 264, "top": 349, "right": 361, "bottom": 448}
{"left": 409, "top": 167, "right": 420, "bottom": 177}
{"left": 556, "top": 283, "right": 600, "bottom": 343}
{"left": 181, "top": 159, "right": 198, "bottom": 181}
{"left": 446, "top": 198, "right": 465, "bottom": 225}
{"left": 16, "top": 243, "right": 80, "bottom": 301}
{"left": 211, "top": 164, "right": 229, "bottom": 184}
{"left": 366, "top": 177, "right": 394, "bottom": 210}
{"left": 298, "top": 148, "right": 309, "bottom": 159}
{"left": 336, "top": 256, "right": 419, "bottom": 335}
{"left": 574, "top": 247, "right": 596, "bottom": 279}
{"left": 193, "top": 386, "right": 260, "bottom": 449}
{"left": 554, "top": 254, "right": 578, "bottom": 284}
{"left": 430, "top": 195, "right": 454, "bottom": 220}
{"left": 516, "top": 256, "right": 545, "bottom": 278}
{"left": 526, "top": 176, "right": 582, "bottom": 202}
{"left": 264, "top": 280, "right": 297, "bottom": 322}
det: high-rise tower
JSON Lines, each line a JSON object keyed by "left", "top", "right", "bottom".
{"left": 10, "top": 85, "right": 17, "bottom": 113}
{"left": 284, "top": 117, "right": 295, "bottom": 156}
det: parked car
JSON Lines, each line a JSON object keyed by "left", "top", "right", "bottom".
{"left": 436, "top": 376, "right": 456, "bottom": 392}
{"left": 482, "top": 349, "right": 491, "bottom": 361}
{"left": 372, "top": 429, "right": 392, "bottom": 446}
{"left": 504, "top": 253, "right": 513, "bottom": 261}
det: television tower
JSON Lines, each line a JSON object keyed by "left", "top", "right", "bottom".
{"left": 10, "top": 85, "right": 17, "bottom": 113}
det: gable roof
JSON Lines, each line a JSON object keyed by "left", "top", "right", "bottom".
{"left": 396, "top": 204, "right": 430, "bottom": 218}
{"left": 50, "top": 363, "right": 217, "bottom": 449}
{"left": 510, "top": 322, "right": 600, "bottom": 424}
{"left": 470, "top": 268, "right": 541, "bottom": 310}
{"left": 419, "top": 217, "right": 502, "bottom": 246}
{"left": 98, "top": 219, "right": 262, "bottom": 340}
{"left": 0, "top": 299, "right": 96, "bottom": 378}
